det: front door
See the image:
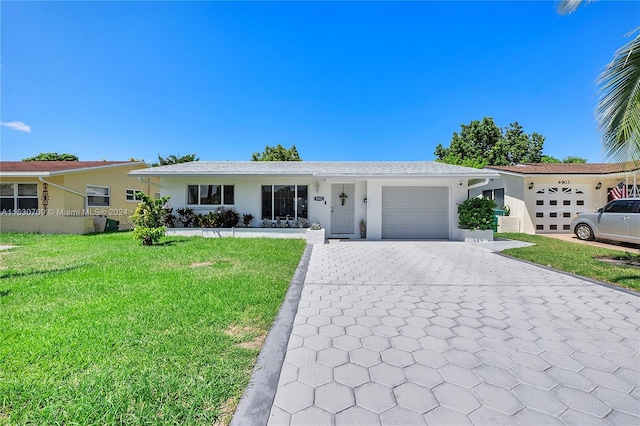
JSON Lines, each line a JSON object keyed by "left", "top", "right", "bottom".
{"left": 331, "top": 184, "right": 355, "bottom": 234}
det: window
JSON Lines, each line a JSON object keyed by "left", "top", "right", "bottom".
{"left": 563, "top": 212, "right": 571, "bottom": 218}
{"left": 577, "top": 200, "right": 584, "bottom": 206}
{"left": 563, "top": 200, "right": 571, "bottom": 206}
{"left": 550, "top": 212, "right": 557, "bottom": 218}
{"left": 187, "top": 185, "right": 234, "bottom": 205}
{"left": 604, "top": 200, "right": 636, "bottom": 213}
{"left": 536, "top": 200, "right": 544, "bottom": 206}
{"left": 482, "top": 188, "right": 504, "bottom": 208}
{"left": 536, "top": 225, "right": 544, "bottom": 230}
{"left": 126, "top": 189, "right": 144, "bottom": 201}
{"left": 154, "top": 192, "right": 161, "bottom": 199}
{"left": 550, "top": 225, "right": 557, "bottom": 230}
{"left": 261, "top": 185, "right": 308, "bottom": 220}
{"left": 550, "top": 200, "right": 558, "bottom": 206}
{"left": 0, "top": 183, "right": 38, "bottom": 213}
{"left": 563, "top": 225, "right": 571, "bottom": 231}
{"left": 536, "top": 212, "right": 543, "bottom": 218}
{"left": 87, "top": 185, "right": 110, "bottom": 207}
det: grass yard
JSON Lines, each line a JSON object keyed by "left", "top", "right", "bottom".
{"left": 498, "top": 233, "right": 640, "bottom": 291}
{"left": 0, "top": 232, "right": 305, "bottom": 424}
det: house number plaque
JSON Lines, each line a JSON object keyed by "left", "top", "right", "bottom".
{"left": 314, "top": 196, "right": 324, "bottom": 201}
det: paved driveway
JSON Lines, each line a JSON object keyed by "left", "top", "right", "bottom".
{"left": 267, "top": 241, "right": 639, "bottom": 425}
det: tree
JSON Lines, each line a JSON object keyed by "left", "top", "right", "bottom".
{"left": 152, "top": 153, "right": 199, "bottom": 167}
{"left": 434, "top": 117, "right": 545, "bottom": 168}
{"left": 540, "top": 155, "right": 587, "bottom": 163}
{"left": 558, "top": 1, "right": 640, "bottom": 165}
{"left": 251, "top": 144, "right": 302, "bottom": 161}
{"left": 23, "top": 152, "right": 79, "bottom": 161}
{"left": 130, "top": 192, "right": 171, "bottom": 246}
{"left": 562, "top": 156, "right": 588, "bottom": 164}
{"left": 540, "top": 155, "right": 562, "bottom": 164}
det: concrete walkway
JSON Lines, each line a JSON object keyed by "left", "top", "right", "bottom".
{"left": 244, "top": 241, "right": 639, "bottom": 425}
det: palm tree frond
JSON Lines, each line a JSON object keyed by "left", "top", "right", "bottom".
{"left": 557, "top": 0, "right": 595, "bottom": 15}
{"left": 596, "top": 31, "right": 640, "bottom": 165}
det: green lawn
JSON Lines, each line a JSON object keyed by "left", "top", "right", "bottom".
{"left": 498, "top": 233, "right": 640, "bottom": 291}
{"left": 0, "top": 232, "right": 305, "bottom": 424}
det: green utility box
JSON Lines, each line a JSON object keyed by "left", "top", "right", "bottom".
{"left": 105, "top": 219, "right": 120, "bottom": 232}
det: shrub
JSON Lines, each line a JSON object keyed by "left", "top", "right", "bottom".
{"left": 196, "top": 208, "right": 240, "bottom": 228}
{"left": 130, "top": 193, "right": 171, "bottom": 245}
{"left": 242, "top": 213, "right": 254, "bottom": 227}
{"left": 457, "top": 197, "right": 496, "bottom": 230}
{"left": 175, "top": 208, "right": 196, "bottom": 227}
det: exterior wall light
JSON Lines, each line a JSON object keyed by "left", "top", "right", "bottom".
{"left": 528, "top": 182, "right": 534, "bottom": 190}
{"left": 596, "top": 182, "right": 602, "bottom": 190}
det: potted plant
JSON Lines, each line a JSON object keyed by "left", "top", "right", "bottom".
{"left": 306, "top": 222, "right": 325, "bottom": 244}
{"left": 359, "top": 219, "right": 366, "bottom": 239}
{"left": 457, "top": 197, "right": 496, "bottom": 242}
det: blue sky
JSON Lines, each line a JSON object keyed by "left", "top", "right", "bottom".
{"left": 1, "top": 1, "right": 638, "bottom": 163}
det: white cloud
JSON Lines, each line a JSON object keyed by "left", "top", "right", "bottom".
{"left": 1, "top": 121, "right": 31, "bottom": 133}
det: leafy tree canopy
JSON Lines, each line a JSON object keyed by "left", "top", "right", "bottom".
{"left": 540, "top": 155, "right": 562, "bottom": 164}
{"left": 434, "top": 117, "right": 545, "bottom": 168}
{"left": 540, "top": 155, "right": 588, "bottom": 164}
{"left": 251, "top": 144, "right": 302, "bottom": 161}
{"left": 22, "top": 152, "right": 79, "bottom": 161}
{"left": 152, "top": 153, "right": 199, "bottom": 167}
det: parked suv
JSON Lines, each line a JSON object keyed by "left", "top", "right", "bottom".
{"left": 570, "top": 198, "right": 640, "bottom": 244}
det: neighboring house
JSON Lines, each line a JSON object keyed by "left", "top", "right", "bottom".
{"left": 0, "top": 161, "right": 158, "bottom": 234}
{"left": 129, "top": 161, "right": 499, "bottom": 240}
{"left": 469, "top": 163, "right": 640, "bottom": 234}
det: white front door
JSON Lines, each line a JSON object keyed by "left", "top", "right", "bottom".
{"left": 331, "top": 184, "right": 355, "bottom": 234}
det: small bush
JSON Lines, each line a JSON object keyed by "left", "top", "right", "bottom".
{"left": 130, "top": 193, "right": 171, "bottom": 245}
{"left": 175, "top": 208, "right": 196, "bottom": 227}
{"left": 457, "top": 197, "right": 496, "bottom": 230}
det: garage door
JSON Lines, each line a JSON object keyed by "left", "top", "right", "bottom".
{"left": 534, "top": 185, "right": 588, "bottom": 233}
{"left": 382, "top": 186, "right": 449, "bottom": 239}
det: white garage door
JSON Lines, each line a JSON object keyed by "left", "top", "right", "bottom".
{"left": 382, "top": 186, "right": 449, "bottom": 239}
{"left": 534, "top": 185, "right": 588, "bottom": 233}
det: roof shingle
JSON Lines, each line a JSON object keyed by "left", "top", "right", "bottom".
{"left": 486, "top": 162, "right": 640, "bottom": 175}
{"left": 129, "top": 161, "right": 499, "bottom": 177}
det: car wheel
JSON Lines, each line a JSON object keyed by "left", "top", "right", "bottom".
{"left": 575, "top": 224, "right": 595, "bottom": 241}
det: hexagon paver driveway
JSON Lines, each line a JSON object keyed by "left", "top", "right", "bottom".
{"left": 268, "top": 241, "right": 640, "bottom": 425}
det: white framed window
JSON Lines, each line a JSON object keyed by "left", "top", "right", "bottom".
{"left": 87, "top": 185, "right": 110, "bottom": 207}
{"left": 187, "top": 185, "right": 234, "bottom": 206}
{"left": 0, "top": 183, "right": 38, "bottom": 213}
{"left": 261, "top": 185, "right": 308, "bottom": 220}
{"left": 126, "top": 189, "right": 144, "bottom": 202}
{"left": 154, "top": 192, "right": 161, "bottom": 200}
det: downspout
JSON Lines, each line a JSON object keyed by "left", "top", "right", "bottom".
{"left": 39, "top": 177, "right": 87, "bottom": 199}
{"left": 467, "top": 178, "right": 490, "bottom": 191}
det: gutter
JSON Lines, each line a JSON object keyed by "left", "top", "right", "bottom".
{"left": 38, "top": 177, "right": 87, "bottom": 199}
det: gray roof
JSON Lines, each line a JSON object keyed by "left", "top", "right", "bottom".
{"left": 129, "top": 161, "right": 499, "bottom": 178}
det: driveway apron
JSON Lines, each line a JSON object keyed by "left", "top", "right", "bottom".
{"left": 268, "top": 241, "right": 640, "bottom": 425}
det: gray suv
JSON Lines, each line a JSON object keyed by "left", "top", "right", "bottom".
{"left": 570, "top": 198, "right": 640, "bottom": 244}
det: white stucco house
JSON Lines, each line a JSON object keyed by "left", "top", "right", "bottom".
{"left": 469, "top": 162, "right": 640, "bottom": 234}
{"left": 129, "top": 161, "right": 499, "bottom": 241}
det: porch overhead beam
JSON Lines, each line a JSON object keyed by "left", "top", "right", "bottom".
{"left": 137, "top": 176, "right": 161, "bottom": 187}
{"left": 467, "top": 179, "right": 490, "bottom": 191}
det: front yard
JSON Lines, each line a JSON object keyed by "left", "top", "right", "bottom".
{"left": 0, "top": 232, "right": 305, "bottom": 424}
{"left": 498, "top": 233, "right": 640, "bottom": 291}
